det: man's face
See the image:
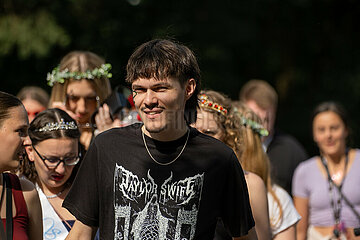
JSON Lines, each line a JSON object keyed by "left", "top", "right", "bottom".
{"left": 246, "top": 100, "right": 276, "bottom": 138}
{"left": 132, "top": 77, "right": 192, "bottom": 136}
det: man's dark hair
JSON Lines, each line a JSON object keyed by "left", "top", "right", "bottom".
{"left": 126, "top": 39, "right": 201, "bottom": 121}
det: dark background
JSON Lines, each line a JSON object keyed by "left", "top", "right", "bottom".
{"left": 1, "top": 0, "right": 360, "bottom": 156}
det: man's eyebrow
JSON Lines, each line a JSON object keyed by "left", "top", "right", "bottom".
{"left": 152, "top": 82, "right": 171, "bottom": 87}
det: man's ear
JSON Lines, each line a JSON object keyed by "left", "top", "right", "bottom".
{"left": 25, "top": 145, "right": 35, "bottom": 162}
{"left": 185, "top": 78, "right": 196, "bottom": 100}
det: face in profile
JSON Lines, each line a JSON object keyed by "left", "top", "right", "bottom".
{"left": 66, "top": 79, "right": 99, "bottom": 125}
{"left": 22, "top": 98, "right": 46, "bottom": 123}
{"left": 245, "top": 100, "right": 276, "bottom": 138}
{"left": 313, "top": 111, "right": 348, "bottom": 157}
{"left": 0, "top": 106, "right": 30, "bottom": 171}
{"left": 194, "top": 108, "right": 225, "bottom": 141}
{"left": 27, "top": 137, "right": 79, "bottom": 193}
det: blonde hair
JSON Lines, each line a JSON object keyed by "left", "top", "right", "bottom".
{"left": 49, "top": 51, "right": 111, "bottom": 107}
{"left": 228, "top": 101, "right": 283, "bottom": 228}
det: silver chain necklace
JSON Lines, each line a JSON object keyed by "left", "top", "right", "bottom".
{"left": 142, "top": 128, "right": 190, "bottom": 166}
{"left": 46, "top": 190, "right": 63, "bottom": 199}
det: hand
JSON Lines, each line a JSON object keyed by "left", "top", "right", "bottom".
{"left": 51, "top": 101, "right": 78, "bottom": 121}
{"left": 95, "top": 104, "right": 122, "bottom": 133}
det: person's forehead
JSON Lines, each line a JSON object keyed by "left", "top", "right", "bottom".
{"left": 246, "top": 100, "right": 269, "bottom": 117}
{"left": 2, "top": 106, "right": 28, "bottom": 128}
{"left": 66, "top": 80, "right": 96, "bottom": 95}
{"left": 132, "top": 77, "right": 179, "bottom": 87}
{"left": 196, "top": 109, "right": 218, "bottom": 127}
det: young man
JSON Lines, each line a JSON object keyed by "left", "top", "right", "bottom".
{"left": 63, "top": 39, "right": 256, "bottom": 240}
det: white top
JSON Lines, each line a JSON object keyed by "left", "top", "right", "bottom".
{"left": 36, "top": 184, "right": 69, "bottom": 240}
{"left": 268, "top": 184, "right": 301, "bottom": 236}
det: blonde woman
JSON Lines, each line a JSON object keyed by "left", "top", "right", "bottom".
{"left": 194, "top": 90, "right": 271, "bottom": 240}
{"left": 230, "top": 100, "right": 300, "bottom": 240}
{"left": 194, "top": 90, "right": 300, "bottom": 240}
{"left": 48, "top": 51, "right": 113, "bottom": 149}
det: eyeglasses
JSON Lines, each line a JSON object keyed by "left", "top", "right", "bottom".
{"left": 32, "top": 145, "right": 81, "bottom": 169}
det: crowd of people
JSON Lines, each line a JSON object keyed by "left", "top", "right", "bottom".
{"left": 1, "top": 38, "right": 359, "bottom": 240}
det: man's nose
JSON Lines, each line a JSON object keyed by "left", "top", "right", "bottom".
{"left": 144, "top": 90, "right": 158, "bottom": 107}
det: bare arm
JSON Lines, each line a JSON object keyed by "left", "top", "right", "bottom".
{"left": 233, "top": 227, "right": 258, "bottom": 240}
{"left": 20, "top": 178, "right": 43, "bottom": 240}
{"left": 245, "top": 172, "right": 271, "bottom": 240}
{"left": 294, "top": 196, "right": 309, "bottom": 240}
{"left": 273, "top": 225, "right": 296, "bottom": 240}
{"left": 65, "top": 220, "right": 97, "bottom": 240}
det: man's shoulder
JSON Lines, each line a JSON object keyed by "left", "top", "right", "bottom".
{"left": 270, "top": 130, "right": 307, "bottom": 154}
{"left": 95, "top": 123, "right": 142, "bottom": 143}
{"left": 189, "top": 127, "right": 234, "bottom": 156}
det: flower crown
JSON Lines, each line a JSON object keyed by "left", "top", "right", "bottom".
{"left": 35, "top": 118, "right": 78, "bottom": 132}
{"left": 233, "top": 110, "right": 269, "bottom": 137}
{"left": 46, "top": 63, "right": 112, "bottom": 87}
{"left": 198, "top": 94, "right": 228, "bottom": 116}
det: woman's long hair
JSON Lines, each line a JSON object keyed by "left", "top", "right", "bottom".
{"left": 19, "top": 108, "right": 82, "bottom": 185}
{"left": 227, "top": 101, "right": 283, "bottom": 228}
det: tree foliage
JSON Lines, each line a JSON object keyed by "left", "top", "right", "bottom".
{"left": 1, "top": 0, "right": 360, "bottom": 155}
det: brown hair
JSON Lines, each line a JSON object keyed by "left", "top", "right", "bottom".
{"left": 239, "top": 79, "right": 278, "bottom": 110}
{"left": 0, "top": 91, "right": 23, "bottom": 128}
{"left": 198, "top": 90, "right": 232, "bottom": 131}
{"left": 126, "top": 39, "right": 201, "bottom": 114}
{"left": 19, "top": 108, "right": 82, "bottom": 184}
{"left": 17, "top": 86, "right": 49, "bottom": 107}
{"left": 49, "top": 51, "right": 111, "bottom": 106}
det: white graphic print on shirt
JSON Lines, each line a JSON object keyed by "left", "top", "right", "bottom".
{"left": 114, "top": 164, "right": 204, "bottom": 240}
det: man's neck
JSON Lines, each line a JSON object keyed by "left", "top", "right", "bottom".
{"left": 141, "top": 123, "right": 189, "bottom": 142}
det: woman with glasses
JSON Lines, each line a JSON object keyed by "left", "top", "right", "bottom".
{"left": 48, "top": 51, "right": 113, "bottom": 150}
{"left": 19, "top": 108, "right": 82, "bottom": 240}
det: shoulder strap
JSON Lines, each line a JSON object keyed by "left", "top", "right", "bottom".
{"left": 3, "top": 173, "right": 13, "bottom": 240}
{"left": 0, "top": 173, "right": 6, "bottom": 240}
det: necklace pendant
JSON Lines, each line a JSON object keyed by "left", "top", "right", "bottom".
{"left": 331, "top": 172, "right": 342, "bottom": 183}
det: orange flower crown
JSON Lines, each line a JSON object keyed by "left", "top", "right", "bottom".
{"left": 198, "top": 94, "right": 228, "bottom": 116}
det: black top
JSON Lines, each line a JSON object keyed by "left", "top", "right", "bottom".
{"left": 63, "top": 123, "right": 254, "bottom": 239}
{"left": 267, "top": 130, "right": 308, "bottom": 194}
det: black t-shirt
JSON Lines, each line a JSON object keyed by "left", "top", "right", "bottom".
{"left": 63, "top": 123, "right": 254, "bottom": 240}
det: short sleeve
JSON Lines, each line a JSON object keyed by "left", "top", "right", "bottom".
{"left": 221, "top": 152, "right": 255, "bottom": 237}
{"left": 63, "top": 141, "right": 100, "bottom": 227}
{"left": 269, "top": 185, "right": 301, "bottom": 235}
{"left": 292, "top": 161, "right": 309, "bottom": 199}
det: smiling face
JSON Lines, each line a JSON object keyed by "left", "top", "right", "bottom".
{"left": 313, "top": 111, "right": 348, "bottom": 158}
{"left": 132, "top": 77, "right": 194, "bottom": 139}
{"left": 0, "top": 106, "right": 30, "bottom": 171}
{"left": 66, "top": 79, "right": 98, "bottom": 125}
{"left": 27, "top": 137, "right": 78, "bottom": 193}
{"left": 194, "top": 109, "right": 225, "bottom": 141}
